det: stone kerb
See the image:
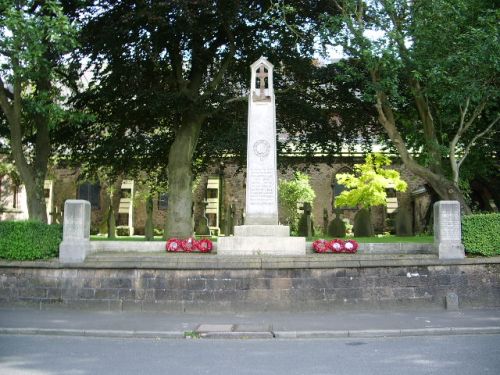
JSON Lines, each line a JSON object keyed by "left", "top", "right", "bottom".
{"left": 433, "top": 200, "right": 465, "bottom": 259}
{"left": 59, "top": 200, "right": 92, "bottom": 263}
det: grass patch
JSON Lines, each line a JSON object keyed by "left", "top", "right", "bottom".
{"left": 305, "top": 235, "right": 433, "bottom": 243}
{"left": 91, "top": 235, "right": 165, "bottom": 241}
{"left": 91, "top": 235, "right": 219, "bottom": 242}
{"left": 90, "top": 234, "right": 432, "bottom": 243}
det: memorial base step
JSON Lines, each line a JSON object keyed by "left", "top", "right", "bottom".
{"left": 217, "top": 236, "right": 306, "bottom": 256}
{"left": 234, "top": 225, "right": 290, "bottom": 237}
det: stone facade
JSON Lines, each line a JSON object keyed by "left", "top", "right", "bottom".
{"left": 1, "top": 259, "right": 499, "bottom": 311}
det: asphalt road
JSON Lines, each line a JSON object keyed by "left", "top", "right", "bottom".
{"left": 1, "top": 334, "right": 499, "bottom": 375}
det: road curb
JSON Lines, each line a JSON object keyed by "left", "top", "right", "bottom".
{"left": 273, "top": 327, "right": 500, "bottom": 339}
{"left": 1, "top": 326, "right": 500, "bottom": 339}
{"left": 0, "top": 328, "right": 184, "bottom": 339}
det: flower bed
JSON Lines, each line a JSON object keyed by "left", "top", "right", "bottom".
{"left": 312, "top": 238, "right": 359, "bottom": 254}
{"left": 166, "top": 238, "right": 213, "bottom": 253}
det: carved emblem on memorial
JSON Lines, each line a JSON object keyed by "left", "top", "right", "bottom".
{"left": 253, "top": 139, "right": 270, "bottom": 160}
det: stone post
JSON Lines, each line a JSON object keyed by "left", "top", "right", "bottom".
{"left": 433, "top": 201, "right": 465, "bottom": 259}
{"left": 59, "top": 200, "right": 91, "bottom": 263}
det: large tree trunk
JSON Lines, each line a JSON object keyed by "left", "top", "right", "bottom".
{"left": 372, "top": 85, "right": 472, "bottom": 214}
{"left": 165, "top": 116, "right": 203, "bottom": 238}
{"left": 24, "top": 177, "right": 48, "bottom": 223}
{"left": 107, "top": 177, "right": 123, "bottom": 239}
{"left": 144, "top": 194, "right": 154, "bottom": 240}
{"left": 1, "top": 70, "right": 51, "bottom": 223}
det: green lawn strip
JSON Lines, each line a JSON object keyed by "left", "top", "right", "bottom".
{"left": 91, "top": 235, "right": 432, "bottom": 243}
{"left": 306, "top": 235, "right": 433, "bottom": 243}
{"left": 91, "top": 236, "right": 219, "bottom": 242}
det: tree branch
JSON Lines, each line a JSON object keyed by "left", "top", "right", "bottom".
{"left": 207, "top": 26, "right": 236, "bottom": 92}
{"left": 458, "top": 114, "right": 500, "bottom": 172}
{"left": 0, "top": 76, "right": 14, "bottom": 123}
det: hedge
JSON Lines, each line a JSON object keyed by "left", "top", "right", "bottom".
{"left": 462, "top": 213, "right": 500, "bottom": 256}
{"left": 0, "top": 221, "right": 62, "bottom": 260}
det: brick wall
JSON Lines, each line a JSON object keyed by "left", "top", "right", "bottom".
{"left": 1, "top": 260, "right": 498, "bottom": 312}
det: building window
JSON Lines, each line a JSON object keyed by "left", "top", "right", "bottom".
{"left": 78, "top": 182, "right": 101, "bottom": 209}
{"left": 158, "top": 193, "right": 168, "bottom": 210}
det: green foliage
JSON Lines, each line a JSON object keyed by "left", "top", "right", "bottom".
{"left": 353, "top": 208, "right": 374, "bottom": 237}
{"left": 0, "top": 221, "right": 62, "bottom": 260}
{"left": 116, "top": 226, "right": 130, "bottom": 237}
{"left": 328, "top": 217, "right": 346, "bottom": 237}
{"left": 278, "top": 172, "right": 316, "bottom": 232}
{"left": 462, "top": 213, "right": 500, "bottom": 256}
{"left": 1, "top": 0, "right": 80, "bottom": 221}
{"left": 297, "top": 213, "right": 314, "bottom": 237}
{"left": 335, "top": 153, "right": 407, "bottom": 208}
{"left": 326, "top": 0, "right": 499, "bottom": 203}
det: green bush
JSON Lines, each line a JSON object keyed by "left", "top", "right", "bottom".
{"left": 353, "top": 208, "right": 374, "bottom": 237}
{"left": 328, "top": 217, "right": 346, "bottom": 237}
{"left": 297, "top": 213, "right": 315, "bottom": 237}
{"left": 116, "top": 226, "right": 130, "bottom": 236}
{"left": 0, "top": 221, "right": 62, "bottom": 260}
{"left": 462, "top": 213, "right": 500, "bottom": 256}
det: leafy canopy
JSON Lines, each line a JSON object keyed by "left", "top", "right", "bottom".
{"left": 279, "top": 171, "right": 316, "bottom": 231}
{"left": 335, "top": 153, "right": 407, "bottom": 208}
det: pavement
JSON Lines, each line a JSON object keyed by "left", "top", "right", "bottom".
{"left": 1, "top": 307, "right": 500, "bottom": 339}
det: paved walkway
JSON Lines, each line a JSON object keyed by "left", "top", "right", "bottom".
{"left": 1, "top": 307, "right": 499, "bottom": 339}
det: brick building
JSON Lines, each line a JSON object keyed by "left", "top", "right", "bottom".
{"left": 0, "top": 155, "right": 433, "bottom": 236}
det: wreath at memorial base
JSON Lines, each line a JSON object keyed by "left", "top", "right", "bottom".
{"left": 166, "top": 238, "right": 213, "bottom": 253}
{"left": 312, "top": 238, "right": 359, "bottom": 254}
{"left": 312, "top": 239, "right": 330, "bottom": 253}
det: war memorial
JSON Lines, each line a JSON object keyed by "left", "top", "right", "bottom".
{"left": 0, "top": 59, "right": 498, "bottom": 313}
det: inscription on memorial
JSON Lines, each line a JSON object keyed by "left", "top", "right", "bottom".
{"left": 248, "top": 168, "right": 275, "bottom": 205}
{"left": 437, "top": 207, "right": 461, "bottom": 242}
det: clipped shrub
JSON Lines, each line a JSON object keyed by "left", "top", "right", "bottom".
{"left": 0, "top": 221, "right": 62, "bottom": 260}
{"left": 353, "top": 208, "right": 374, "bottom": 237}
{"left": 395, "top": 209, "right": 413, "bottom": 236}
{"left": 462, "top": 213, "right": 500, "bottom": 256}
{"left": 328, "top": 217, "right": 346, "bottom": 237}
{"left": 297, "top": 213, "right": 315, "bottom": 237}
{"left": 116, "top": 226, "right": 130, "bottom": 236}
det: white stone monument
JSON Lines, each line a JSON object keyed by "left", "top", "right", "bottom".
{"left": 434, "top": 200, "right": 465, "bottom": 259}
{"left": 217, "top": 57, "right": 305, "bottom": 255}
{"left": 59, "top": 200, "right": 92, "bottom": 263}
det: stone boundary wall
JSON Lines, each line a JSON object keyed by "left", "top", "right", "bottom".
{"left": 1, "top": 257, "right": 498, "bottom": 312}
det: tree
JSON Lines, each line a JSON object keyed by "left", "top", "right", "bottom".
{"left": 278, "top": 172, "right": 316, "bottom": 233}
{"left": 335, "top": 153, "right": 407, "bottom": 236}
{"left": 68, "top": 0, "right": 334, "bottom": 238}
{"left": 325, "top": 0, "right": 499, "bottom": 214}
{"left": 335, "top": 153, "right": 407, "bottom": 208}
{"left": 0, "top": 0, "right": 78, "bottom": 222}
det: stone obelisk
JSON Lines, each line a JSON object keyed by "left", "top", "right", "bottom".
{"left": 217, "top": 57, "right": 305, "bottom": 255}
{"left": 245, "top": 57, "right": 278, "bottom": 225}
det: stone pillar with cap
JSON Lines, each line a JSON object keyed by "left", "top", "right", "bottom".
{"left": 433, "top": 200, "right": 465, "bottom": 259}
{"left": 59, "top": 200, "right": 92, "bottom": 263}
